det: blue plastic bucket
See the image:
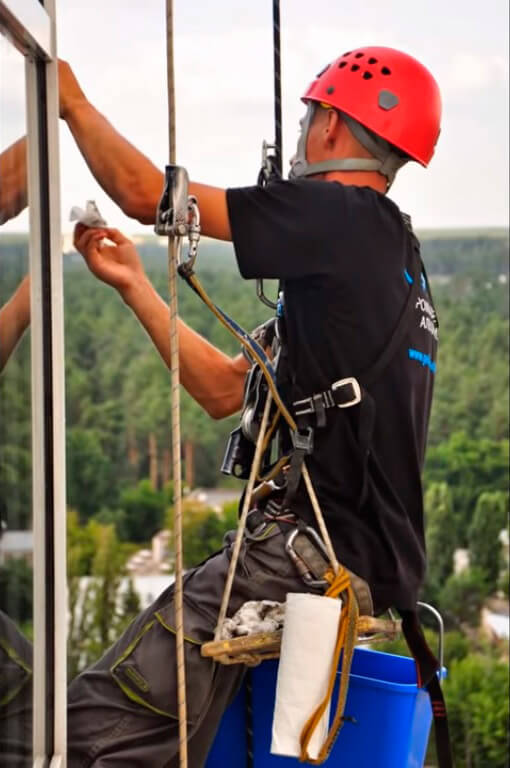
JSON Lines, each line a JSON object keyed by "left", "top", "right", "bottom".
{"left": 206, "top": 647, "right": 439, "bottom": 768}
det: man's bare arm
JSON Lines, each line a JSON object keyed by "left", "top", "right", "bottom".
{"left": 59, "top": 62, "right": 231, "bottom": 240}
{"left": 0, "top": 276, "right": 30, "bottom": 372}
{"left": 0, "top": 138, "right": 27, "bottom": 226}
{"left": 74, "top": 225, "right": 246, "bottom": 418}
{"left": 124, "top": 277, "right": 247, "bottom": 418}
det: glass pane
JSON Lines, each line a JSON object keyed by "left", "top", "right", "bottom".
{"left": 0, "top": 34, "right": 33, "bottom": 766}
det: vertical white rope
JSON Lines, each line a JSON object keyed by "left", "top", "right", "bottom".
{"left": 165, "top": 1, "right": 188, "bottom": 765}
{"left": 214, "top": 392, "right": 273, "bottom": 641}
{"left": 302, "top": 463, "right": 339, "bottom": 573}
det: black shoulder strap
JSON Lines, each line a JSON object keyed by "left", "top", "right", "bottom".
{"left": 355, "top": 230, "right": 423, "bottom": 504}
{"left": 359, "top": 231, "right": 422, "bottom": 390}
{"left": 401, "top": 610, "right": 453, "bottom": 768}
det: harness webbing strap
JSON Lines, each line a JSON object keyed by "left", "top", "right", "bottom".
{"left": 355, "top": 232, "right": 422, "bottom": 505}
{"left": 401, "top": 610, "right": 453, "bottom": 768}
{"left": 359, "top": 232, "right": 421, "bottom": 390}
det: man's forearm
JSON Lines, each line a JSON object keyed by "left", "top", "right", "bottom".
{"left": 0, "top": 276, "right": 31, "bottom": 372}
{"left": 0, "top": 137, "right": 27, "bottom": 225}
{"left": 122, "top": 278, "right": 246, "bottom": 418}
{"left": 65, "top": 101, "right": 163, "bottom": 224}
{"left": 64, "top": 93, "right": 231, "bottom": 238}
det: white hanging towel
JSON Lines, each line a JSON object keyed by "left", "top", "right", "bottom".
{"left": 271, "top": 592, "right": 341, "bottom": 760}
{"left": 69, "top": 200, "right": 107, "bottom": 228}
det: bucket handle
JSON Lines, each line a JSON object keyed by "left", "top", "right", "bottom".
{"left": 417, "top": 601, "right": 445, "bottom": 680}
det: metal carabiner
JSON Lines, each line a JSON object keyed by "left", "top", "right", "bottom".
{"left": 185, "top": 196, "right": 201, "bottom": 269}
{"left": 285, "top": 527, "right": 330, "bottom": 589}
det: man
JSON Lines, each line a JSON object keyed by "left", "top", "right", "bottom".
{"left": 64, "top": 47, "right": 442, "bottom": 766}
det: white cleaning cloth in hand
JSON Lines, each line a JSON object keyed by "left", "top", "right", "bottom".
{"left": 271, "top": 592, "right": 342, "bottom": 760}
{"left": 69, "top": 200, "right": 107, "bottom": 228}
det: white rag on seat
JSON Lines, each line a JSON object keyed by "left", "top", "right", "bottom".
{"left": 221, "top": 600, "right": 285, "bottom": 639}
{"left": 69, "top": 200, "right": 107, "bottom": 228}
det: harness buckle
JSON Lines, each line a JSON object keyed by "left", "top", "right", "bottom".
{"left": 331, "top": 377, "right": 362, "bottom": 408}
{"left": 293, "top": 377, "right": 362, "bottom": 418}
{"left": 291, "top": 426, "right": 314, "bottom": 454}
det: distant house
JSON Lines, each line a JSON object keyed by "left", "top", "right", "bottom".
{"left": 453, "top": 548, "right": 470, "bottom": 575}
{"left": 126, "top": 530, "right": 172, "bottom": 576}
{"left": 187, "top": 487, "right": 240, "bottom": 512}
{"left": 481, "top": 597, "right": 509, "bottom": 643}
{"left": 0, "top": 530, "right": 33, "bottom": 566}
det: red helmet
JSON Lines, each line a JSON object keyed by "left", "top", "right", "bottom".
{"left": 303, "top": 46, "right": 441, "bottom": 166}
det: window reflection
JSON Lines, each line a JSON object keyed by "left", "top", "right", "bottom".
{"left": 0, "top": 34, "right": 33, "bottom": 767}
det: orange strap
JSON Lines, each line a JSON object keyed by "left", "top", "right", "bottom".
{"left": 299, "top": 566, "right": 359, "bottom": 765}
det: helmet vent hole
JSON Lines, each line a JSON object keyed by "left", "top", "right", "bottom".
{"left": 338, "top": 61, "right": 347, "bottom": 69}
{"left": 368, "top": 57, "right": 378, "bottom": 65}
{"left": 362, "top": 72, "right": 373, "bottom": 80}
{"left": 381, "top": 66, "right": 392, "bottom": 75}
{"left": 343, "top": 51, "right": 352, "bottom": 56}
{"left": 317, "top": 64, "right": 330, "bottom": 77}
{"left": 355, "top": 52, "right": 364, "bottom": 58}
{"left": 351, "top": 64, "right": 360, "bottom": 72}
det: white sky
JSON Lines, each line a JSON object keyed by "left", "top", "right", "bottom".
{"left": 1, "top": 0, "right": 509, "bottom": 233}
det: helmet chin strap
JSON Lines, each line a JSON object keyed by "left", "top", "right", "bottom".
{"left": 289, "top": 103, "right": 409, "bottom": 189}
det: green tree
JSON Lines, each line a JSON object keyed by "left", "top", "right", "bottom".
{"left": 424, "top": 482, "right": 457, "bottom": 598}
{"left": 424, "top": 433, "right": 509, "bottom": 541}
{"left": 66, "top": 428, "right": 115, "bottom": 522}
{"left": 166, "top": 499, "right": 238, "bottom": 568}
{"left": 468, "top": 491, "right": 508, "bottom": 592}
{"left": 67, "top": 520, "right": 140, "bottom": 679}
{"left": 438, "top": 568, "right": 490, "bottom": 628}
{"left": 0, "top": 557, "right": 33, "bottom": 625}
{"left": 444, "top": 654, "right": 509, "bottom": 768}
{"left": 376, "top": 629, "right": 469, "bottom": 670}
{"left": 118, "top": 478, "right": 166, "bottom": 542}
{"left": 117, "top": 576, "right": 141, "bottom": 634}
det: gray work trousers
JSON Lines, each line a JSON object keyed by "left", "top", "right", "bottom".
{"left": 67, "top": 521, "right": 317, "bottom": 768}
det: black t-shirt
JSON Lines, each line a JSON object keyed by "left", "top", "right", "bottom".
{"left": 226, "top": 180, "right": 438, "bottom": 613}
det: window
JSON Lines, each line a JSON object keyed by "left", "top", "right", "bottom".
{"left": 0, "top": 1, "right": 65, "bottom": 763}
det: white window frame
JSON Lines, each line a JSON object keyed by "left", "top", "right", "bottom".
{"left": 0, "top": 1, "right": 65, "bottom": 765}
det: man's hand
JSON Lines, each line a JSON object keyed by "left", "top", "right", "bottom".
{"left": 58, "top": 60, "right": 87, "bottom": 120}
{"left": 73, "top": 224, "right": 146, "bottom": 299}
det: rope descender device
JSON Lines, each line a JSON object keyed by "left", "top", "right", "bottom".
{"left": 256, "top": 141, "right": 280, "bottom": 310}
{"left": 155, "top": 164, "right": 201, "bottom": 274}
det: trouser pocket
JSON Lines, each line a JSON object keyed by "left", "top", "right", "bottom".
{"left": 0, "top": 617, "right": 32, "bottom": 710}
{"left": 110, "top": 600, "right": 215, "bottom": 725}
{"left": 0, "top": 643, "right": 32, "bottom": 710}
